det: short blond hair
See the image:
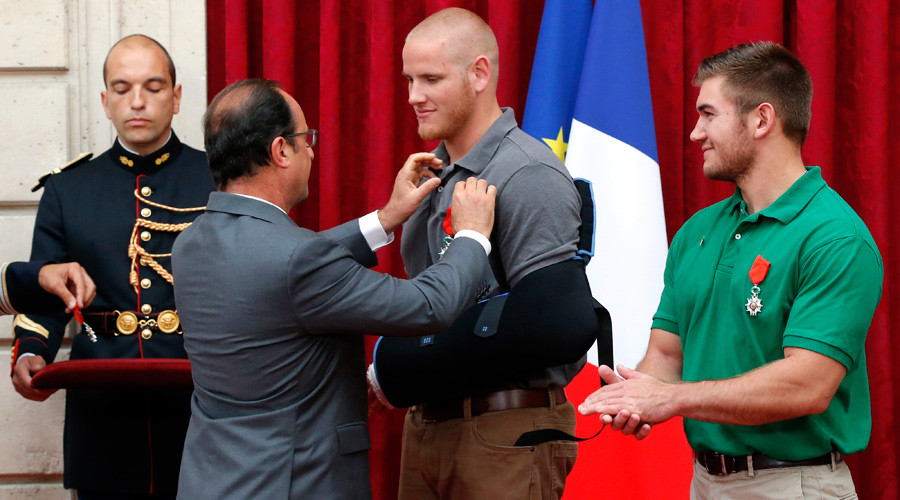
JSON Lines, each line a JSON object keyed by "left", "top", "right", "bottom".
{"left": 407, "top": 8, "right": 499, "bottom": 80}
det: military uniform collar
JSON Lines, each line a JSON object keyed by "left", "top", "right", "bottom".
{"left": 729, "top": 166, "right": 826, "bottom": 224}
{"left": 110, "top": 132, "right": 183, "bottom": 175}
{"left": 435, "top": 107, "right": 517, "bottom": 176}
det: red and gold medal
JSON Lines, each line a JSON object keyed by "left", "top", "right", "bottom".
{"left": 745, "top": 255, "right": 770, "bottom": 316}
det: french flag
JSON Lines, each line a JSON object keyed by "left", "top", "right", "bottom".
{"left": 523, "top": 0, "right": 692, "bottom": 497}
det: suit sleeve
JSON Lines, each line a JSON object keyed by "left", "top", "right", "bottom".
{"left": 289, "top": 235, "right": 490, "bottom": 337}
{"left": 13, "top": 180, "right": 70, "bottom": 364}
{"left": 319, "top": 219, "right": 378, "bottom": 268}
{"left": 1, "top": 261, "right": 62, "bottom": 315}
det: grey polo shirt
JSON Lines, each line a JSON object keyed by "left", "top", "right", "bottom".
{"left": 400, "top": 107, "right": 584, "bottom": 388}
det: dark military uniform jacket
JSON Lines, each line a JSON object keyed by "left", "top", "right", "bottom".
{"left": 0, "top": 260, "right": 58, "bottom": 316}
{"left": 12, "top": 134, "right": 214, "bottom": 496}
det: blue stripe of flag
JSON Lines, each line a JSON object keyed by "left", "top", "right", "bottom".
{"left": 521, "top": 0, "right": 593, "bottom": 146}
{"left": 573, "top": 0, "right": 658, "bottom": 163}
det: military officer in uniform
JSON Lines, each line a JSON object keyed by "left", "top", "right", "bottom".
{"left": 10, "top": 35, "right": 214, "bottom": 500}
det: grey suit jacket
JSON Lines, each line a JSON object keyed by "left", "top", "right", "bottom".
{"left": 172, "top": 192, "right": 490, "bottom": 500}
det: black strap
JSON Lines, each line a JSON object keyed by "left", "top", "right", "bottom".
{"left": 593, "top": 299, "right": 614, "bottom": 371}
{"left": 574, "top": 177, "right": 614, "bottom": 371}
{"left": 511, "top": 179, "right": 614, "bottom": 449}
{"left": 514, "top": 425, "right": 606, "bottom": 447}
{"left": 574, "top": 178, "right": 595, "bottom": 264}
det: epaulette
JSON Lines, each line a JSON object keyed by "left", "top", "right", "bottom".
{"left": 32, "top": 152, "right": 93, "bottom": 192}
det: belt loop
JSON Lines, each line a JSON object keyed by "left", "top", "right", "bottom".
{"left": 830, "top": 451, "right": 837, "bottom": 471}
{"left": 463, "top": 396, "right": 472, "bottom": 421}
{"left": 548, "top": 388, "right": 557, "bottom": 412}
{"left": 746, "top": 456, "right": 755, "bottom": 477}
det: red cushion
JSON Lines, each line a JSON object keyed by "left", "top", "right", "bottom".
{"left": 31, "top": 359, "right": 193, "bottom": 390}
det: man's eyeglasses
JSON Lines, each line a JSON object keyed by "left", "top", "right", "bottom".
{"left": 284, "top": 129, "right": 318, "bottom": 148}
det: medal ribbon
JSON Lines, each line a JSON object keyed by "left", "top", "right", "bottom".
{"left": 437, "top": 207, "right": 455, "bottom": 260}
{"left": 442, "top": 206, "right": 455, "bottom": 236}
{"left": 745, "top": 255, "right": 770, "bottom": 317}
{"left": 749, "top": 255, "right": 770, "bottom": 284}
{"left": 73, "top": 306, "right": 98, "bottom": 342}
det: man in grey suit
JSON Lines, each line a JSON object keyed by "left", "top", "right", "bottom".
{"left": 171, "top": 78, "right": 497, "bottom": 500}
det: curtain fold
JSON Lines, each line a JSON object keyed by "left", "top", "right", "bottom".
{"left": 207, "top": 1, "right": 899, "bottom": 498}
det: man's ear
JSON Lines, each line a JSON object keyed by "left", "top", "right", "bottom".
{"left": 270, "top": 136, "right": 291, "bottom": 168}
{"left": 172, "top": 84, "right": 182, "bottom": 115}
{"left": 470, "top": 55, "right": 491, "bottom": 94}
{"left": 101, "top": 91, "right": 111, "bottom": 120}
{"left": 753, "top": 102, "right": 776, "bottom": 139}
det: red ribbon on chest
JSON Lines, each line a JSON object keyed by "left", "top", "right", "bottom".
{"left": 442, "top": 207, "right": 455, "bottom": 236}
{"left": 749, "top": 255, "right": 770, "bottom": 285}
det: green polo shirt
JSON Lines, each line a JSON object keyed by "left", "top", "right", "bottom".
{"left": 652, "top": 167, "right": 882, "bottom": 460}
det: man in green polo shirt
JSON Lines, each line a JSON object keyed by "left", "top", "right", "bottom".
{"left": 578, "top": 42, "right": 882, "bottom": 498}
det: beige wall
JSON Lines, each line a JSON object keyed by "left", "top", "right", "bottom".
{"left": 0, "top": 0, "right": 206, "bottom": 496}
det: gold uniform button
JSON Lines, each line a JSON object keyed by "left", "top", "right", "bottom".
{"left": 141, "top": 186, "right": 152, "bottom": 197}
{"left": 140, "top": 231, "right": 151, "bottom": 241}
{"left": 141, "top": 328, "right": 153, "bottom": 339}
{"left": 116, "top": 312, "right": 138, "bottom": 335}
{"left": 141, "top": 304, "right": 152, "bottom": 314}
{"left": 140, "top": 208, "right": 152, "bottom": 217}
{"left": 140, "top": 278, "right": 151, "bottom": 289}
{"left": 158, "top": 310, "right": 180, "bottom": 333}
{"left": 140, "top": 257, "right": 149, "bottom": 266}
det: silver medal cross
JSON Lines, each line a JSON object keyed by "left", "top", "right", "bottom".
{"left": 438, "top": 235, "right": 454, "bottom": 259}
{"left": 745, "top": 284, "right": 763, "bottom": 316}
{"left": 83, "top": 323, "right": 98, "bottom": 342}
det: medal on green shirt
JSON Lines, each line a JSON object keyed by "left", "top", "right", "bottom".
{"left": 745, "top": 255, "right": 771, "bottom": 316}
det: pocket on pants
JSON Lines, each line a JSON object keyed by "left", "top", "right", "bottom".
{"left": 472, "top": 412, "right": 535, "bottom": 453}
{"left": 467, "top": 412, "right": 537, "bottom": 499}
{"left": 472, "top": 409, "right": 539, "bottom": 452}
{"left": 550, "top": 441, "right": 578, "bottom": 498}
{"left": 805, "top": 461, "right": 857, "bottom": 499}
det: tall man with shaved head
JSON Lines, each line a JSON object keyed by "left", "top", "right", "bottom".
{"left": 11, "top": 35, "right": 214, "bottom": 499}
{"left": 395, "top": 8, "right": 584, "bottom": 499}
{"left": 173, "top": 78, "right": 497, "bottom": 500}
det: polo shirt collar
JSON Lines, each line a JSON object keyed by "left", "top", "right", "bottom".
{"left": 435, "top": 107, "right": 517, "bottom": 176}
{"left": 729, "top": 166, "right": 826, "bottom": 224}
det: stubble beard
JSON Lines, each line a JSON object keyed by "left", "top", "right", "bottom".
{"left": 703, "top": 128, "right": 755, "bottom": 183}
{"left": 417, "top": 81, "right": 477, "bottom": 142}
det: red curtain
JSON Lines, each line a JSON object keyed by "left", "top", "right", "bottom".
{"left": 207, "top": 1, "right": 899, "bottom": 499}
